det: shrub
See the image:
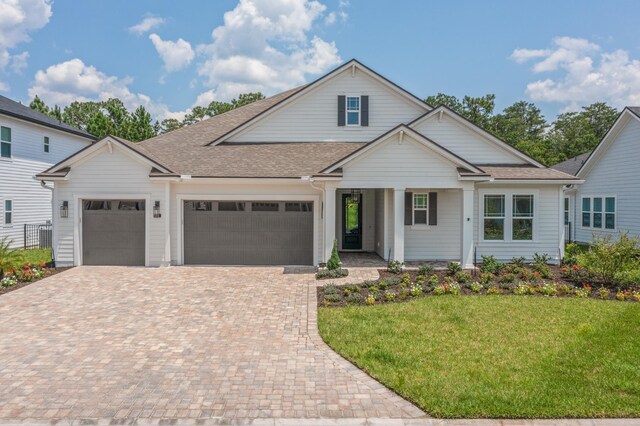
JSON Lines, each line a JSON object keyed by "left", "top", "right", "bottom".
{"left": 323, "top": 293, "right": 341, "bottom": 304}
{"left": 384, "top": 291, "right": 396, "bottom": 302}
{"left": 378, "top": 280, "right": 389, "bottom": 290}
{"left": 556, "top": 284, "right": 573, "bottom": 296}
{"left": 575, "top": 286, "right": 591, "bottom": 298}
{"left": 531, "top": 263, "right": 553, "bottom": 279}
{"left": 480, "top": 255, "right": 506, "bottom": 275}
{"left": 385, "top": 276, "right": 402, "bottom": 286}
{"left": 326, "top": 239, "right": 341, "bottom": 271}
{"left": 397, "top": 289, "right": 410, "bottom": 300}
{"left": 632, "top": 291, "right": 640, "bottom": 302}
{"left": 449, "top": 282, "right": 461, "bottom": 295}
{"left": 598, "top": 287, "right": 611, "bottom": 300}
{"left": 520, "top": 268, "right": 537, "bottom": 282}
{"left": 418, "top": 265, "right": 434, "bottom": 276}
{"left": 387, "top": 260, "right": 404, "bottom": 274}
{"left": 400, "top": 273, "right": 412, "bottom": 287}
{"left": 576, "top": 233, "right": 640, "bottom": 286}
{"left": 0, "top": 275, "right": 17, "bottom": 287}
{"left": 415, "top": 275, "right": 425, "bottom": 286}
{"left": 409, "top": 284, "right": 423, "bottom": 297}
{"left": 511, "top": 256, "right": 526, "bottom": 267}
{"left": 454, "top": 271, "right": 472, "bottom": 284}
{"left": 362, "top": 280, "right": 377, "bottom": 288}
{"left": 365, "top": 294, "right": 376, "bottom": 305}
{"left": 498, "top": 273, "right": 516, "bottom": 284}
{"left": 446, "top": 262, "right": 462, "bottom": 275}
{"left": 504, "top": 264, "right": 524, "bottom": 276}
{"left": 486, "top": 286, "right": 502, "bottom": 295}
{"left": 323, "top": 284, "right": 339, "bottom": 295}
{"left": 615, "top": 268, "right": 640, "bottom": 287}
{"left": 615, "top": 290, "right": 627, "bottom": 301}
{"left": 478, "top": 272, "right": 495, "bottom": 286}
{"left": 428, "top": 274, "right": 439, "bottom": 287}
{"left": 316, "top": 269, "right": 348, "bottom": 279}
{"left": 470, "top": 281, "right": 483, "bottom": 293}
{"left": 0, "top": 237, "right": 23, "bottom": 281}
{"left": 432, "top": 285, "right": 446, "bottom": 295}
{"left": 514, "top": 282, "right": 532, "bottom": 296}
{"left": 563, "top": 243, "right": 582, "bottom": 266}
{"left": 346, "top": 293, "right": 362, "bottom": 304}
{"left": 533, "top": 252, "right": 552, "bottom": 265}
{"left": 540, "top": 282, "right": 558, "bottom": 296}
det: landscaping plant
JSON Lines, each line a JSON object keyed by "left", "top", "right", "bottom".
{"left": 576, "top": 233, "right": 640, "bottom": 286}
{"left": 0, "top": 237, "right": 23, "bottom": 281}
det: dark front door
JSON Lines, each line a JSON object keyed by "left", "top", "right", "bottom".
{"left": 342, "top": 193, "right": 362, "bottom": 250}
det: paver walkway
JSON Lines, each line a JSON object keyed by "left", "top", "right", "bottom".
{"left": 0, "top": 266, "right": 423, "bottom": 421}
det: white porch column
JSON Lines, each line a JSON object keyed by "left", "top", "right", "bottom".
{"left": 323, "top": 185, "right": 337, "bottom": 264}
{"left": 461, "top": 188, "right": 475, "bottom": 269}
{"left": 393, "top": 188, "right": 405, "bottom": 262}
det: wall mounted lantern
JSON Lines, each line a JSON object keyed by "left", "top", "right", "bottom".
{"left": 153, "top": 201, "right": 161, "bottom": 218}
{"left": 350, "top": 188, "right": 361, "bottom": 203}
{"left": 60, "top": 201, "right": 68, "bottom": 218}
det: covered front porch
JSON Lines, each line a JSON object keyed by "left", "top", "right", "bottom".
{"left": 323, "top": 186, "right": 475, "bottom": 268}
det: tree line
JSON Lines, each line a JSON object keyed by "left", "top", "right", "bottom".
{"left": 29, "top": 91, "right": 617, "bottom": 165}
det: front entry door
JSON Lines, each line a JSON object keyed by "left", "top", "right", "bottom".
{"left": 342, "top": 193, "right": 362, "bottom": 250}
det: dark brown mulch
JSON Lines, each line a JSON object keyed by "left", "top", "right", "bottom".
{"left": 0, "top": 267, "right": 72, "bottom": 297}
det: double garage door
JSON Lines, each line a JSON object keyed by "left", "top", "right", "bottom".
{"left": 183, "top": 200, "right": 314, "bottom": 265}
{"left": 81, "top": 199, "right": 314, "bottom": 266}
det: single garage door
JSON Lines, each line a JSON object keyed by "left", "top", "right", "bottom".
{"left": 183, "top": 200, "right": 313, "bottom": 265}
{"left": 82, "top": 200, "right": 145, "bottom": 266}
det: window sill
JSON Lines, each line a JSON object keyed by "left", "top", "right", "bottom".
{"left": 480, "top": 240, "right": 537, "bottom": 244}
{"left": 409, "top": 225, "right": 431, "bottom": 230}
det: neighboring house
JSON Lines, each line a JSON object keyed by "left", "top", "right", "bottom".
{"left": 554, "top": 107, "right": 640, "bottom": 244}
{"left": 0, "top": 95, "right": 95, "bottom": 248}
{"left": 37, "top": 60, "right": 579, "bottom": 268}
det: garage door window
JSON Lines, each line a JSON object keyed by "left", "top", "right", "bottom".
{"left": 84, "top": 201, "right": 111, "bottom": 210}
{"left": 285, "top": 202, "right": 312, "bottom": 212}
{"left": 252, "top": 202, "right": 279, "bottom": 212}
{"left": 118, "top": 201, "right": 145, "bottom": 210}
{"left": 219, "top": 202, "right": 245, "bottom": 211}
{"left": 189, "top": 201, "right": 212, "bottom": 211}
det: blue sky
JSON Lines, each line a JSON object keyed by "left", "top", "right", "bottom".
{"left": 2, "top": 0, "right": 640, "bottom": 121}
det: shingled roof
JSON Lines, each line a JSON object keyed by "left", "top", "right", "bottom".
{"left": 0, "top": 95, "right": 95, "bottom": 140}
{"left": 480, "top": 165, "right": 580, "bottom": 181}
{"left": 551, "top": 153, "right": 590, "bottom": 176}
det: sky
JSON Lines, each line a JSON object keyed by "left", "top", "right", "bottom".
{"left": 2, "top": 0, "right": 640, "bottom": 122}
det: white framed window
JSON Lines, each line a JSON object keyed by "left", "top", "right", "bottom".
{"left": 1, "top": 126, "right": 11, "bottom": 158}
{"left": 512, "top": 194, "right": 534, "bottom": 240}
{"left": 4, "top": 200, "right": 12, "bottom": 225}
{"left": 582, "top": 196, "right": 615, "bottom": 230}
{"left": 483, "top": 194, "right": 505, "bottom": 240}
{"left": 44, "top": 136, "right": 50, "bottom": 153}
{"left": 346, "top": 96, "right": 360, "bottom": 126}
{"left": 413, "top": 193, "right": 428, "bottom": 225}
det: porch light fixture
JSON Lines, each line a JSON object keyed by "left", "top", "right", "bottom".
{"left": 60, "top": 201, "right": 68, "bottom": 218}
{"left": 153, "top": 201, "right": 161, "bottom": 218}
{"left": 350, "top": 188, "right": 361, "bottom": 203}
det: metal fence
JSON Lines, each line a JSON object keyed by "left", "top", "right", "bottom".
{"left": 565, "top": 222, "right": 572, "bottom": 244}
{"left": 23, "top": 223, "right": 52, "bottom": 250}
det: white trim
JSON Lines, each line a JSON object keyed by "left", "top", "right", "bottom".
{"left": 210, "top": 59, "right": 431, "bottom": 145}
{"left": 479, "top": 189, "right": 539, "bottom": 243}
{"left": 409, "top": 106, "right": 545, "bottom": 168}
{"left": 345, "top": 95, "right": 361, "bottom": 127}
{"left": 73, "top": 193, "right": 152, "bottom": 267}
{"left": 3, "top": 198, "right": 12, "bottom": 226}
{"left": 579, "top": 194, "right": 617, "bottom": 231}
{"left": 577, "top": 109, "right": 640, "bottom": 178}
{"left": 323, "top": 125, "right": 483, "bottom": 174}
{"left": 479, "top": 179, "right": 584, "bottom": 185}
{"left": 175, "top": 193, "right": 320, "bottom": 266}
{"left": 0, "top": 124, "right": 11, "bottom": 159}
{"left": 43, "top": 136, "right": 50, "bottom": 153}
{"left": 412, "top": 192, "right": 429, "bottom": 226}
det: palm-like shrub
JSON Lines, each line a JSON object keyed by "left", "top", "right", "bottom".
{"left": 0, "top": 238, "right": 23, "bottom": 280}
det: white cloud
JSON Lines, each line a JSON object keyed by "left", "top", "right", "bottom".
{"left": 195, "top": 0, "right": 341, "bottom": 100}
{"left": 129, "top": 15, "right": 165, "bottom": 35}
{"left": 10, "top": 51, "right": 29, "bottom": 74}
{"left": 149, "top": 33, "right": 195, "bottom": 73}
{"left": 28, "top": 58, "right": 175, "bottom": 120}
{"left": 512, "top": 36, "right": 640, "bottom": 110}
{"left": 324, "top": 11, "right": 336, "bottom": 26}
{"left": 0, "top": 0, "right": 52, "bottom": 88}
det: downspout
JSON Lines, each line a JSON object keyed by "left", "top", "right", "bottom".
{"left": 40, "top": 180, "right": 55, "bottom": 264}
{"left": 308, "top": 177, "right": 326, "bottom": 264}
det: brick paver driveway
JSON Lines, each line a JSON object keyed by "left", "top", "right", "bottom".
{"left": 0, "top": 267, "right": 423, "bottom": 421}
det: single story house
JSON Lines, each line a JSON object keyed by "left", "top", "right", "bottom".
{"left": 37, "top": 59, "right": 580, "bottom": 268}
{"left": 554, "top": 107, "right": 640, "bottom": 244}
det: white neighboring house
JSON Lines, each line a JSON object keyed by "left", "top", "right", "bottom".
{"left": 554, "top": 107, "right": 640, "bottom": 244}
{"left": 0, "top": 95, "right": 95, "bottom": 249}
{"left": 38, "top": 59, "right": 580, "bottom": 268}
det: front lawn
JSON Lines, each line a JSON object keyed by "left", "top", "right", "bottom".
{"left": 15, "top": 247, "right": 52, "bottom": 268}
{"left": 318, "top": 296, "right": 640, "bottom": 418}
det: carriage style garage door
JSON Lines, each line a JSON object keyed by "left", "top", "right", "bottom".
{"left": 82, "top": 200, "right": 145, "bottom": 266}
{"left": 183, "top": 200, "right": 314, "bottom": 265}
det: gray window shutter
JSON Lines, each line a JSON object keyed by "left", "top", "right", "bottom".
{"left": 337, "top": 95, "right": 345, "bottom": 126}
{"left": 361, "top": 95, "right": 369, "bottom": 126}
{"left": 428, "top": 192, "right": 438, "bottom": 226}
{"left": 404, "top": 192, "right": 413, "bottom": 226}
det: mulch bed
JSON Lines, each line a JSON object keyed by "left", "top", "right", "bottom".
{"left": 0, "top": 267, "right": 72, "bottom": 297}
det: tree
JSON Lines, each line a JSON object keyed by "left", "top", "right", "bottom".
{"left": 424, "top": 93, "right": 496, "bottom": 129}
{"left": 29, "top": 95, "right": 50, "bottom": 116}
{"left": 62, "top": 100, "right": 103, "bottom": 131}
{"left": 159, "top": 118, "right": 183, "bottom": 134}
{"left": 425, "top": 93, "right": 462, "bottom": 111}
{"left": 232, "top": 92, "right": 265, "bottom": 108}
{"left": 127, "top": 106, "right": 155, "bottom": 141}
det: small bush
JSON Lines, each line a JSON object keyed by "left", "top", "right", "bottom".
{"left": 455, "top": 271, "right": 472, "bottom": 284}
{"left": 575, "top": 286, "right": 591, "bottom": 298}
{"left": 316, "top": 269, "right": 348, "bottom": 279}
{"left": 323, "top": 293, "right": 341, "bottom": 304}
{"left": 409, "top": 284, "right": 423, "bottom": 297}
{"left": 480, "top": 255, "right": 506, "bottom": 275}
{"left": 598, "top": 287, "right": 611, "bottom": 300}
{"left": 556, "top": 284, "right": 573, "bottom": 296}
{"left": 400, "top": 273, "right": 412, "bottom": 287}
{"left": 616, "top": 291, "right": 627, "bottom": 301}
{"left": 514, "top": 282, "right": 533, "bottom": 296}
{"left": 384, "top": 291, "right": 396, "bottom": 302}
{"left": 531, "top": 263, "right": 553, "bottom": 279}
{"left": 520, "top": 268, "right": 537, "bottom": 282}
{"left": 447, "top": 262, "right": 462, "bottom": 275}
{"left": 540, "top": 282, "right": 558, "bottom": 296}
{"left": 385, "top": 276, "right": 402, "bottom": 286}
{"left": 511, "top": 256, "right": 526, "bottom": 267}
{"left": 486, "top": 286, "right": 502, "bottom": 295}
{"left": 428, "top": 274, "right": 439, "bottom": 287}
{"left": 0, "top": 275, "right": 18, "bottom": 287}
{"left": 418, "top": 265, "right": 435, "bottom": 276}
{"left": 498, "top": 273, "right": 516, "bottom": 284}
{"left": 378, "top": 280, "right": 389, "bottom": 290}
{"left": 387, "top": 260, "right": 404, "bottom": 274}
{"left": 577, "top": 233, "right": 640, "bottom": 286}
{"left": 323, "top": 284, "right": 339, "bottom": 295}
{"left": 365, "top": 294, "right": 376, "bottom": 305}
{"left": 432, "top": 285, "right": 446, "bottom": 295}
{"left": 470, "top": 281, "right": 483, "bottom": 293}
{"left": 449, "top": 282, "right": 461, "bottom": 295}
{"left": 346, "top": 293, "right": 362, "bottom": 304}
{"left": 397, "top": 289, "right": 410, "bottom": 300}
{"left": 327, "top": 239, "right": 341, "bottom": 271}
{"left": 362, "top": 280, "right": 377, "bottom": 288}
{"left": 415, "top": 275, "right": 425, "bottom": 286}
{"left": 478, "top": 272, "right": 495, "bottom": 286}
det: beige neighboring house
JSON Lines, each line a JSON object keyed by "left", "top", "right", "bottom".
{"left": 37, "top": 59, "right": 579, "bottom": 267}
{"left": 554, "top": 107, "right": 640, "bottom": 244}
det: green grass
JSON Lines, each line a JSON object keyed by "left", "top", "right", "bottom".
{"left": 318, "top": 296, "right": 640, "bottom": 418}
{"left": 13, "top": 247, "right": 52, "bottom": 268}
